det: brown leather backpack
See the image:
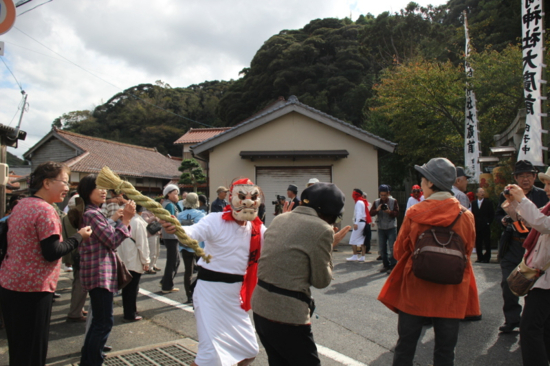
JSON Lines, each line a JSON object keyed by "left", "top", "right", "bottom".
{"left": 412, "top": 208, "right": 467, "bottom": 285}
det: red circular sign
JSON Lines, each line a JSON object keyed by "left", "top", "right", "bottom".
{"left": 0, "top": 0, "right": 16, "bottom": 35}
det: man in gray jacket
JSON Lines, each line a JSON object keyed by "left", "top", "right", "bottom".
{"left": 251, "top": 182, "right": 350, "bottom": 365}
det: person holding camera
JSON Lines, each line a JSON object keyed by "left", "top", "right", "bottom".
{"left": 370, "top": 184, "right": 399, "bottom": 273}
{"left": 273, "top": 196, "right": 285, "bottom": 216}
{"left": 495, "top": 160, "right": 549, "bottom": 333}
{"left": 503, "top": 173, "right": 550, "bottom": 365}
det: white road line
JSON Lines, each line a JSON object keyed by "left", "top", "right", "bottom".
{"left": 139, "top": 289, "right": 369, "bottom": 366}
{"left": 139, "top": 288, "right": 194, "bottom": 313}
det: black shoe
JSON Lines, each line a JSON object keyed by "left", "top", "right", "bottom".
{"left": 376, "top": 256, "right": 382, "bottom": 261}
{"left": 103, "top": 345, "right": 113, "bottom": 352}
{"left": 499, "top": 322, "right": 520, "bottom": 333}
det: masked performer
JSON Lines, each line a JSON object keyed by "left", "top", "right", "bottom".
{"left": 167, "top": 178, "right": 266, "bottom": 366}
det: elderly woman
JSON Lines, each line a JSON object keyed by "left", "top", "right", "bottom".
{"left": 0, "top": 161, "right": 91, "bottom": 366}
{"left": 505, "top": 168, "right": 550, "bottom": 366}
{"left": 118, "top": 206, "right": 150, "bottom": 322}
{"left": 177, "top": 193, "right": 206, "bottom": 303}
{"left": 160, "top": 184, "right": 182, "bottom": 293}
{"left": 378, "top": 157, "right": 480, "bottom": 366}
{"left": 78, "top": 174, "right": 135, "bottom": 366}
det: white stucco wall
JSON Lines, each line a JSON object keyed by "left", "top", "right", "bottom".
{"left": 207, "top": 111, "right": 380, "bottom": 225}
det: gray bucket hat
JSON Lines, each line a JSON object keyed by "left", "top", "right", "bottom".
{"left": 414, "top": 158, "right": 456, "bottom": 193}
{"left": 183, "top": 192, "right": 200, "bottom": 209}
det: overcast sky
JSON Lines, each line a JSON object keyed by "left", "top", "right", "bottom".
{"left": 0, "top": 0, "right": 448, "bottom": 159}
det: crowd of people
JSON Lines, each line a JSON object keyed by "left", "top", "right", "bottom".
{"left": 2, "top": 158, "right": 550, "bottom": 365}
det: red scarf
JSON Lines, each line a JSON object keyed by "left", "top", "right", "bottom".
{"left": 221, "top": 179, "right": 262, "bottom": 311}
{"left": 523, "top": 202, "right": 550, "bottom": 259}
{"left": 352, "top": 191, "right": 372, "bottom": 224}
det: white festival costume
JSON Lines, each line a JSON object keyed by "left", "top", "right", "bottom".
{"left": 349, "top": 200, "right": 366, "bottom": 245}
{"left": 184, "top": 213, "right": 266, "bottom": 366}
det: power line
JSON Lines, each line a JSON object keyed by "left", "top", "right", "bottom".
{"left": 17, "top": 0, "right": 52, "bottom": 16}
{"left": 0, "top": 57, "right": 24, "bottom": 92}
{"left": 12, "top": 26, "right": 214, "bottom": 128}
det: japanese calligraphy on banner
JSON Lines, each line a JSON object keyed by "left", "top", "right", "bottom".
{"left": 518, "top": 0, "right": 545, "bottom": 165}
{"left": 463, "top": 12, "right": 481, "bottom": 182}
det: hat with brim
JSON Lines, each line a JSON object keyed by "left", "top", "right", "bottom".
{"left": 183, "top": 192, "right": 200, "bottom": 209}
{"left": 455, "top": 166, "right": 471, "bottom": 179}
{"left": 414, "top": 157, "right": 456, "bottom": 193}
{"left": 514, "top": 160, "right": 537, "bottom": 175}
{"left": 539, "top": 167, "right": 550, "bottom": 183}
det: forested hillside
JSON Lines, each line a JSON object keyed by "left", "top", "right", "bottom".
{"left": 59, "top": 0, "right": 549, "bottom": 186}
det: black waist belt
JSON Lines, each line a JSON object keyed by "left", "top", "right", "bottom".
{"left": 197, "top": 267, "right": 244, "bottom": 283}
{"left": 257, "top": 279, "right": 316, "bottom": 316}
{"left": 359, "top": 220, "right": 366, "bottom": 223}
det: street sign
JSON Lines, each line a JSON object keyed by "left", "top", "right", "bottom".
{"left": 0, "top": 41, "right": 4, "bottom": 56}
{"left": 0, "top": 0, "right": 16, "bottom": 35}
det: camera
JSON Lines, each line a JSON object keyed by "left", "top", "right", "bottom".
{"left": 381, "top": 203, "right": 388, "bottom": 211}
{"left": 504, "top": 188, "right": 511, "bottom": 196}
{"left": 271, "top": 195, "right": 285, "bottom": 205}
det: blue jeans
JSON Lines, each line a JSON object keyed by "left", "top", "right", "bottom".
{"left": 81, "top": 288, "right": 114, "bottom": 366}
{"left": 378, "top": 227, "right": 397, "bottom": 268}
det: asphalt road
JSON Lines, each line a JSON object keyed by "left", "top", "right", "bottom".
{"left": 0, "top": 242, "right": 523, "bottom": 366}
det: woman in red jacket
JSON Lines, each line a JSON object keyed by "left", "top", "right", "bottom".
{"left": 378, "top": 158, "right": 480, "bottom": 366}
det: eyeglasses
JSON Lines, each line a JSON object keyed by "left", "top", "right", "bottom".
{"left": 50, "top": 179, "right": 70, "bottom": 187}
{"left": 516, "top": 174, "right": 535, "bottom": 180}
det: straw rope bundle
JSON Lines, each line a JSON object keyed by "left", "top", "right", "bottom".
{"left": 96, "top": 166, "right": 211, "bottom": 262}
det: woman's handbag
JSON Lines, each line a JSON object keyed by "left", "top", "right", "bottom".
{"left": 146, "top": 221, "right": 162, "bottom": 235}
{"left": 115, "top": 251, "right": 133, "bottom": 289}
{"left": 507, "top": 257, "right": 550, "bottom": 297}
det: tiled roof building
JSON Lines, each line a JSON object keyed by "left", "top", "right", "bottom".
{"left": 23, "top": 127, "right": 180, "bottom": 197}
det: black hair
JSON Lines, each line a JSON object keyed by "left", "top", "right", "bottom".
{"left": 353, "top": 188, "right": 363, "bottom": 195}
{"left": 77, "top": 174, "right": 98, "bottom": 206}
{"left": 198, "top": 195, "right": 208, "bottom": 205}
{"left": 6, "top": 194, "right": 26, "bottom": 213}
{"left": 29, "top": 161, "right": 70, "bottom": 194}
{"left": 419, "top": 174, "right": 443, "bottom": 192}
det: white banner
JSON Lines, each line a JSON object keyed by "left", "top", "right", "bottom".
{"left": 464, "top": 12, "right": 481, "bottom": 182}
{"left": 518, "top": 0, "right": 545, "bottom": 165}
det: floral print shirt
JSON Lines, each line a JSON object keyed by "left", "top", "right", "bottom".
{"left": 0, "top": 197, "right": 62, "bottom": 292}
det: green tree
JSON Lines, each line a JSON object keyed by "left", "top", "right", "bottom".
{"left": 178, "top": 159, "right": 206, "bottom": 192}
{"left": 217, "top": 18, "right": 373, "bottom": 127}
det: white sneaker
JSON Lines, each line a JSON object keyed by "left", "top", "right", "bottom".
{"left": 346, "top": 255, "right": 359, "bottom": 261}
{"left": 358, "top": 256, "right": 365, "bottom": 262}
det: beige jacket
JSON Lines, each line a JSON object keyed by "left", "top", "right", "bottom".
{"left": 517, "top": 198, "right": 550, "bottom": 290}
{"left": 251, "top": 206, "right": 334, "bottom": 324}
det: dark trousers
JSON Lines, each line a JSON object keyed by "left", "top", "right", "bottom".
{"left": 0, "top": 287, "right": 53, "bottom": 366}
{"left": 180, "top": 249, "right": 195, "bottom": 298}
{"left": 81, "top": 288, "right": 114, "bottom": 366}
{"left": 475, "top": 226, "right": 491, "bottom": 262}
{"left": 363, "top": 225, "right": 372, "bottom": 252}
{"left": 122, "top": 270, "right": 141, "bottom": 320}
{"left": 500, "top": 257, "right": 522, "bottom": 325}
{"left": 393, "top": 311, "right": 459, "bottom": 366}
{"left": 379, "top": 227, "right": 397, "bottom": 268}
{"left": 520, "top": 288, "right": 550, "bottom": 366}
{"left": 253, "top": 312, "right": 320, "bottom": 366}
{"left": 161, "top": 239, "right": 180, "bottom": 291}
